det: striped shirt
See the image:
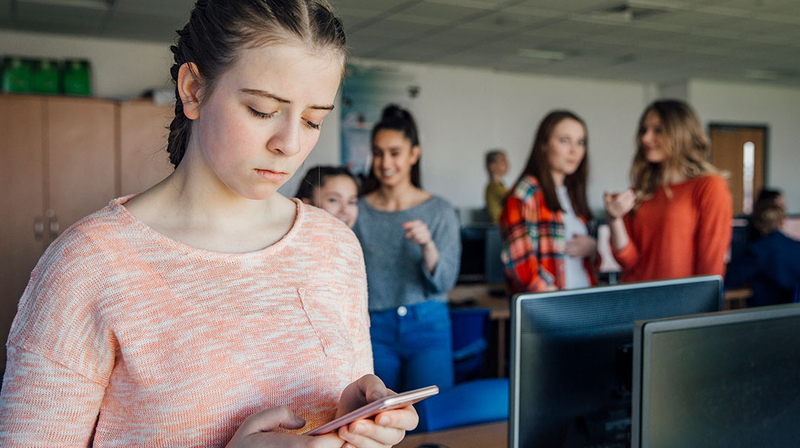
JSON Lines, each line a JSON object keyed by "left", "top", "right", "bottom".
{"left": 0, "top": 196, "right": 372, "bottom": 447}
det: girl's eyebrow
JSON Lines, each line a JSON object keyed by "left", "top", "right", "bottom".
{"left": 240, "top": 88, "right": 334, "bottom": 111}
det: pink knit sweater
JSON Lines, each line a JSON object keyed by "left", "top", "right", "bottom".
{"left": 0, "top": 197, "right": 372, "bottom": 446}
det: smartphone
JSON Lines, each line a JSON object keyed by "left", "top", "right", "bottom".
{"left": 305, "top": 385, "right": 439, "bottom": 436}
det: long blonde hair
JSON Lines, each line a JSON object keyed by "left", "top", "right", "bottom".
{"left": 630, "top": 100, "right": 721, "bottom": 206}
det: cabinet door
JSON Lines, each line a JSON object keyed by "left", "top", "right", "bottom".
{"left": 0, "top": 95, "right": 45, "bottom": 374}
{"left": 119, "top": 101, "right": 174, "bottom": 196}
{"left": 46, "top": 97, "right": 116, "bottom": 240}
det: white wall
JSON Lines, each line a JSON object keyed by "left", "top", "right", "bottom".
{"left": 689, "top": 79, "right": 800, "bottom": 213}
{"left": 396, "top": 61, "right": 648, "bottom": 214}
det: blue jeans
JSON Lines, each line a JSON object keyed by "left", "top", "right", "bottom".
{"left": 370, "top": 301, "right": 454, "bottom": 392}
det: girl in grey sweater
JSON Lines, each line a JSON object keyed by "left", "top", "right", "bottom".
{"left": 353, "top": 105, "right": 461, "bottom": 392}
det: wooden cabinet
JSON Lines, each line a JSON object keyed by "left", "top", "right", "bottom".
{"left": 119, "top": 101, "right": 173, "bottom": 196}
{"left": 0, "top": 95, "right": 172, "bottom": 374}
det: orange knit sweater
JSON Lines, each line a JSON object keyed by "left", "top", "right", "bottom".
{"left": 0, "top": 197, "right": 372, "bottom": 447}
{"left": 613, "top": 175, "right": 733, "bottom": 283}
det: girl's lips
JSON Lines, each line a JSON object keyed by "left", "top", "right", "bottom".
{"left": 255, "top": 169, "right": 287, "bottom": 182}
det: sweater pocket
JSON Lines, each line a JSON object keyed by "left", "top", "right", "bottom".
{"left": 297, "top": 286, "right": 355, "bottom": 361}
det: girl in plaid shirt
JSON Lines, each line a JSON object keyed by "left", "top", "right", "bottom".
{"left": 499, "top": 111, "right": 598, "bottom": 293}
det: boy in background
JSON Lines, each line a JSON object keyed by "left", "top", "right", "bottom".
{"left": 485, "top": 149, "right": 509, "bottom": 223}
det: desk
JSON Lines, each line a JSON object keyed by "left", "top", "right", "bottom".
{"left": 398, "top": 421, "right": 507, "bottom": 448}
{"left": 449, "top": 283, "right": 509, "bottom": 377}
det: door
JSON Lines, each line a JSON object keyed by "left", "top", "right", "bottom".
{"left": 0, "top": 95, "right": 45, "bottom": 375}
{"left": 709, "top": 125, "right": 767, "bottom": 216}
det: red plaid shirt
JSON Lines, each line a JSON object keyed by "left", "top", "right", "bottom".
{"left": 499, "top": 175, "right": 597, "bottom": 293}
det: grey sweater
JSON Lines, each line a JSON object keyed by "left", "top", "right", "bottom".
{"left": 353, "top": 195, "right": 462, "bottom": 312}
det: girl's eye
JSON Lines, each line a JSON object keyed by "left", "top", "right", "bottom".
{"left": 248, "top": 107, "right": 274, "bottom": 119}
{"left": 560, "top": 138, "right": 569, "bottom": 144}
{"left": 304, "top": 120, "right": 321, "bottom": 130}
{"left": 328, "top": 198, "right": 338, "bottom": 204}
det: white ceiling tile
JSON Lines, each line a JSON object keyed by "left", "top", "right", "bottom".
{"left": 349, "top": 18, "right": 440, "bottom": 40}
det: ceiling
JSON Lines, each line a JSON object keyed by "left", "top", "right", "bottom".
{"left": 2, "top": 0, "right": 800, "bottom": 87}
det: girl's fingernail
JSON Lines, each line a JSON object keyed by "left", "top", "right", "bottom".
{"left": 353, "top": 422, "right": 366, "bottom": 434}
{"left": 377, "top": 416, "right": 389, "bottom": 425}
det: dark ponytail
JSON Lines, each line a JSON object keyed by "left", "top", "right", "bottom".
{"left": 166, "top": 0, "right": 347, "bottom": 168}
{"left": 360, "top": 104, "right": 422, "bottom": 195}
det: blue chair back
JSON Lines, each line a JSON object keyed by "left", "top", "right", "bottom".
{"left": 450, "top": 307, "right": 490, "bottom": 383}
{"left": 415, "top": 378, "right": 509, "bottom": 433}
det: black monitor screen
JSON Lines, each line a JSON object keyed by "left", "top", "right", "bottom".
{"left": 633, "top": 304, "right": 800, "bottom": 448}
{"left": 510, "top": 276, "right": 722, "bottom": 448}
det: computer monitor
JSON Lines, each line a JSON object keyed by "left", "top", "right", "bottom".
{"left": 509, "top": 276, "right": 723, "bottom": 448}
{"left": 632, "top": 304, "right": 800, "bottom": 448}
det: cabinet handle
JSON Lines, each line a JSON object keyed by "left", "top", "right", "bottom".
{"left": 34, "top": 217, "right": 44, "bottom": 240}
{"left": 49, "top": 215, "right": 59, "bottom": 239}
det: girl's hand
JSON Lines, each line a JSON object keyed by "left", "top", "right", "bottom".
{"left": 565, "top": 235, "right": 597, "bottom": 258}
{"left": 604, "top": 189, "right": 636, "bottom": 220}
{"left": 226, "top": 406, "right": 344, "bottom": 448}
{"left": 402, "top": 220, "right": 433, "bottom": 247}
{"left": 336, "top": 375, "right": 418, "bottom": 448}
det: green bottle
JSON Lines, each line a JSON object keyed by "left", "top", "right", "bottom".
{"left": 33, "top": 59, "right": 61, "bottom": 94}
{"left": 2, "top": 57, "right": 34, "bottom": 93}
{"left": 62, "top": 59, "right": 92, "bottom": 96}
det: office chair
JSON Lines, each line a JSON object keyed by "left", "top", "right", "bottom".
{"left": 450, "top": 307, "right": 490, "bottom": 383}
{"left": 415, "top": 378, "right": 509, "bottom": 433}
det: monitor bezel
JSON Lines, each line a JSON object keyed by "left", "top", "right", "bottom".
{"left": 509, "top": 275, "right": 723, "bottom": 448}
{"left": 631, "top": 303, "right": 800, "bottom": 448}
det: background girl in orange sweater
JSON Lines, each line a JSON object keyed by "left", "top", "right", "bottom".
{"left": 0, "top": 1, "right": 416, "bottom": 447}
{"left": 605, "top": 100, "right": 733, "bottom": 282}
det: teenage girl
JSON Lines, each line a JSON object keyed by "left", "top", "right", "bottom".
{"left": 500, "top": 110, "right": 598, "bottom": 293}
{"left": 296, "top": 165, "right": 359, "bottom": 228}
{"left": 604, "top": 100, "right": 733, "bottom": 282}
{"left": 0, "top": 1, "right": 416, "bottom": 446}
{"left": 353, "top": 104, "right": 461, "bottom": 393}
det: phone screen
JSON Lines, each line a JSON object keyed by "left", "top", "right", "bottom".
{"left": 305, "top": 385, "right": 439, "bottom": 436}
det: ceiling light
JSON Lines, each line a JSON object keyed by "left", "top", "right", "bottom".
{"left": 517, "top": 48, "right": 566, "bottom": 61}
{"left": 745, "top": 69, "right": 778, "bottom": 80}
{"left": 15, "top": 0, "right": 112, "bottom": 11}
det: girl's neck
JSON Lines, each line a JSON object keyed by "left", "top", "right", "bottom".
{"left": 665, "top": 166, "right": 688, "bottom": 185}
{"left": 369, "top": 182, "right": 428, "bottom": 212}
{"left": 551, "top": 171, "right": 566, "bottom": 188}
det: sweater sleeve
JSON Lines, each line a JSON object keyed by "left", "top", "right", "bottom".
{"left": 421, "top": 203, "right": 461, "bottom": 294}
{"left": 0, "top": 344, "right": 105, "bottom": 447}
{"left": 693, "top": 176, "right": 733, "bottom": 277}
{"left": 611, "top": 214, "right": 640, "bottom": 271}
{"left": 499, "top": 195, "right": 554, "bottom": 292}
{"left": 0, "top": 227, "right": 115, "bottom": 445}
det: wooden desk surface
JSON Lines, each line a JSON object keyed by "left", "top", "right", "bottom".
{"left": 448, "top": 283, "right": 509, "bottom": 320}
{"left": 397, "top": 421, "right": 507, "bottom": 448}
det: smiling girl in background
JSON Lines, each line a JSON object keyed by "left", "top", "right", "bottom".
{"left": 353, "top": 104, "right": 461, "bottom": 393}
{"left": 500, "top": 110, "right": 598, "bottom": 293}
{"left": 604, "top": 100, "right": 732, "bottom": 282}
{"left": 296, "top": 165, "right": 359, "bottom": 227}
{"left": 0, "top": 1, "right": 417, "bottom": 446}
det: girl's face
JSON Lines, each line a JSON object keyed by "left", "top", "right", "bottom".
{"left": 547, "top": 118, "right": 586, "bottom": 178}
{"left": 184, "top": 42, "right": 343, "bottom": 201}
{"left": 371, "top": 129, "right": 420, "bottom": 188}
{"left": 640, "top": 111, "right": 668, "bottom": 164}
{"left": 313, "top": 175, "right": 358, "bottom": 227}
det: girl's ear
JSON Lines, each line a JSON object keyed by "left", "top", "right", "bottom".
{"left": 177, "top": 62, "right": 203, "bottom": 120}
{"left": 410, "top": 145, "right": 421, "bottom": 164}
